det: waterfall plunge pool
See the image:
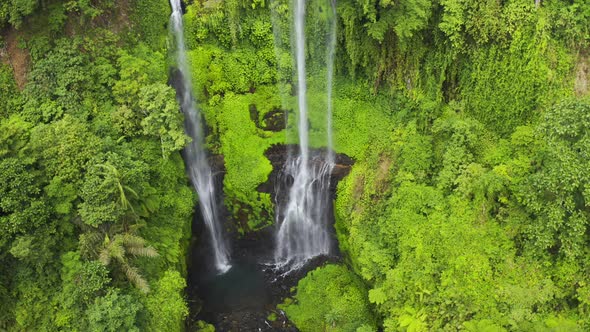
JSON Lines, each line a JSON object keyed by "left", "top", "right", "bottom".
{"left": 184, "top": 144, "right": 353, "bottom": 330}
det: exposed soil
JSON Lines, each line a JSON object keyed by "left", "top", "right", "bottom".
{"left": 375, "top": 154, "right": 392, "bottom": 194}
{"left": 352, "top": 174, "right": 365, "bottom": 214}
{"left": 64, "top": 0, "right": 131, "bottom": 37}
{"left": 1, "top": 27, "right": 29, "bottom": 90}
{"left": 575, "top": 53, "right": 588, "bottom": 97}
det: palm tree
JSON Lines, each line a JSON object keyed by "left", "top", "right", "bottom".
{"left": 97, "top": 232, "right": 158, "bottom": 293}
{"left": 78, "top": 221, "right": 158, "bottom": 293}
{"left": 78, "top": 162, "right": 158, "bottom": 293}
{"left": 95, "top": 163, "right": 139, "bottom": 215}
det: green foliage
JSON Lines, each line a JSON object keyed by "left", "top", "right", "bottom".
{"left": 460, "top": 32, "right": 573, "bottom": 134}
{"left": 97, "top": 233, "right": 158, "bottom": 293}
{"left": 0, "top": 0, "right": 38, "bottom": 28}
{"left": 23, "top": 39, "right": 92, "bottom": 120}
{"left": 144, "top": 270, "right": 188, "bottom": 332}
{"left": 64, "top": 0, "right": 113, "bottom": 19}
{"left": 211, "top": 87, "right": 283, "bottom": 230}
{"left": 518, "top": 98, "right": 590, "bottom": 258}
{"left": 438, "top": 0, "right": 510, "bottom": 49}
{"left": 135, "top": 148, "right": 194, "bottom": 268}
{"left": 336, "top": 108, "right": 589, "bottom": 330}
{"left": 54, "top": 252, "right": 110, "bottom": 330}
{"left": 0, "top": 64, "right": 17, "bottom": 118}
{"left": 196, "top": 320, "right": 216, "bottom": 332}
{"left": 187, "top": 43, "right": 277, "bottom": 99}
{"left": 0, "top": 157, "right": 50, "bottom": 244}
{"left": 78, "top": 162, "right": 134, "bottom": 227}
{"left": 308, "top": 78, "right": 396, "bottom": 157}
{"left": 1, "top": 0, "right": 590, "bottom": 330}
{"left": 86, "top": 289, "right": 142, "bottom": 332}
{"left": 0, "top": 3, "right": 190, "bottom": 329}
{"left": 113, "top": 46, "right": 167, "bottom": 107}
{"left": 370, "top": 0, "right": 432, "bottom": 44}
{"left": 112, "top": 46, "right": 171, "bottom": 141}
{"left": 28, "top": 116, "right": 100, "bottom": 183}
{"left": 138, "top": 83, "right": 188, "bottom": 158}
{"left": 130, "top": 0, "right": 170, "bottom": 49}
{"left": 548, "top": 0, "right": 590, "bottom": 47}
{"left": 281, "top": 264, "right": 377, "bottom": 332}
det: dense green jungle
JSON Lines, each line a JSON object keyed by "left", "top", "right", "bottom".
{"left": 1, "top": 0, "right": 590, "bottom": 331}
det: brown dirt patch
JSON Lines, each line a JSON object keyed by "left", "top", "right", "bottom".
{"left": 375, "top": 154, "right": 392, "bottom": 193}
{"left": 352, "top": 174, "right": 365, "bottom": 202}
{"left": 575, "top": 54, "right": 589, "bottom": 97}
{"left": 351, "top": 174, "right": 365, "bottom": 215}
{"left": 1, "top": 28, "right": 30, "bottom": 90}
{"left": 115, "top": 0, "right": 131, "bottom": 32}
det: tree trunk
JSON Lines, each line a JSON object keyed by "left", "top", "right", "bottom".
{"left": 535, "top": 0, "right": 541, "bottom": 8}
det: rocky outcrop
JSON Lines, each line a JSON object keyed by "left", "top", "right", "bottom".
{"left": 249, "top": 104, "right": 288, "bottom": 132}
{"left": 258, "top": 144, "right": 354, "bottom": 194}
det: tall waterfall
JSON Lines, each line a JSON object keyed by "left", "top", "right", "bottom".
{"left": 326, "top": 0, "right": 336, "bottom": 165}
{"left": 274, "top": 0, "right": 336, "bottom": 270}
{"left": 169, "top": 0, "right": 231, "bottom": 273}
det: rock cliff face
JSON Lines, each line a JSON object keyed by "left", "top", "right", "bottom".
{"left": 259, "top": 144, "right": 354, "bottom": 195}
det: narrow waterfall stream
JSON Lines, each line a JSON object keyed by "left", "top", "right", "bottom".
{"left": 169, "top": 0, "right": 231, "bottom": 274}
{"left": 274, "top": 0, "right": 337, "bottom": 271}
{"left": 326, "top": 0, "right": 337, "bottom": 165}
{"left": 274, "top": 156, "right": 334, "bottom": 270}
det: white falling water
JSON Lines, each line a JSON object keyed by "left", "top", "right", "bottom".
{"left": 274, "top": 0, "right": 336, "bottom": 270}
{"left": 275, "top": 157, "right": 333, "bottom": 270}
{"left": 326, "top": 0, "right": 336, "bottom": 165}
{"left": 169, "top": 0, "right": 231, "bottom": 273}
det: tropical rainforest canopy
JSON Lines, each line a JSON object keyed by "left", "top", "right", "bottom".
{"left": 0, "top": 0, "right": 589, "bottom": 331}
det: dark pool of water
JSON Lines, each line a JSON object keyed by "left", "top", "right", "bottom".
{"left": 187, "top": 230, "right": 340, "bottom": 330}
{"left": 198, "top": 261, "right": 270, "bottom": 313}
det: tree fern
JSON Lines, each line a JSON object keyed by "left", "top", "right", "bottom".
{"left": 94, "top": 232, "right": 158, "bottom": 293}
{"left": 121, "top": 262, "right": 150, "bottom": 293}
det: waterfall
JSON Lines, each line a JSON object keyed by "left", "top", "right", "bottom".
{"left": 169, "top": 0, "right": 231, "bottom": 274}
{"left": 326, "top": 0, "right": 336, "bottom": 165}
{"left": 275, "top": 157, "right": 333, "bottom": 269}
{"left": 274, "top": 0, "right": 336, "bottom": 270}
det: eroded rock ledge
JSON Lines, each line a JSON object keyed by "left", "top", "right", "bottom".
{"left": 258, "top": 143, "right": 354, "bottom": 195}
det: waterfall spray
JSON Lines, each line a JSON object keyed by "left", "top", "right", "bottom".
{"left": 274, "top": 0, "right": 336, "bottom": 271}
{"left": 169, "top": 0, "right": 231, "bottom": 274}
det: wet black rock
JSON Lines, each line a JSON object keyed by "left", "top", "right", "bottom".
{"left": 249, "top": 104, "right": 288, "bottom": 132}
{"left": 258, "top": 144, "right": 354, "bottom": 194}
